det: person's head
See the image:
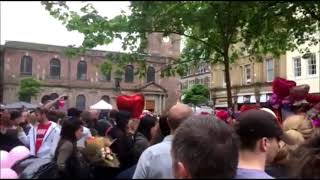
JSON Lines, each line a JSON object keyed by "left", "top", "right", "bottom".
{"left": 159, "top": 115, "right": 170, "bottom": 137}
{"left": 172, "top": 115, "right": 239, "bottom": 179}
{"left": 0, "top": 111, "right": 11, "bottom": 131}
{"left": 21, "top": 111, "right": 28, "bottom": 123}
{"left": 67, "top": 107, "right": 82, "bottom": 118}
{"left": 27, "top": 111, "right": 37, "bottom": 126}
{"left": 55, "top": 111, "right": 67, "bottom": 125}
{"left": 115, "top": 110, "right": 131, "bottom": 132}
{"left": 137, "top": 115, "right": 158, "bottom": 141}
{"left": 10, "top": 110, "right": 23, "bottom": 126}
{"left": 98, "top": 110, "right": 109, "bottom": 120}
{"left": 60, "top": 117, "right": 84, "bottom": 142}
{"left": 283, "top": 115, "right": 314, "bottom": 140}
{"left": 235, "top": 109, "right": 294, "bottom": 164}
{"left": 35, "top": 107, "right": 50, "bottom": 124}
{"left": 89, "top": 109, "right": 99, "bottom": 120}
{"left": 290, "top": 132, "right": 320, "bottom": 178}
{"left": 81, "top": 111, "right": 93, "bottom": 127}
{"left": 167, "top": 103, "right": 193, "bottom": 133}
{"left": 46, "top": 110, "right": 59, "bottom": 123}
{"left": 96, "top": 120, "right": 112, "bottom": 137}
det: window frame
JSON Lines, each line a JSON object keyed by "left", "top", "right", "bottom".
{"left": 20, "top": 55, "right": 33, "bottom": 75}
{"left": 244, "top": 64, "right": 252, "bottom": 84}
{"left": 49, "top": 58, "right": 61, "bottom": 79}
{"left": 265, "top": 58, "right": 274, "bottom": 82}
{"left": 146, "top": 66, "right": 156, "bottom": 83}
{"left": 307, "top": 53, "right": 317, "bottom": 76}
{"left": 293, "top": 57, "right": 302, "bottom": 78}
{"left": 77, "top": 60, "right": 87, "bottom": 80}
{"left": 124, "top": 65, "right": 134, "bottom": 83}
{"left": 76, "top": 95, "right": 86, "bottom": 110}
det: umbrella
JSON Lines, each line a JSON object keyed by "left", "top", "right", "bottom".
{"left": 5, "top": 102, "right": 38, "bottom": 109}
{"left": 90, "top": 100, "right": 112, "bottom": 110}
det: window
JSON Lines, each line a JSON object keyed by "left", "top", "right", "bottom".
{"left": 77, "top": 61, "right": 87, "bottom": 80}
{"left": 266, "top": 58, "right": 274, "bottom": 82}
{"left": 125, "top": 65, "right": 134, "bottom": 82}
{"left": 76, "top": 95, "right": 86, "bottom": 110}
{"left": 50, "top": 58, "right": 61, "bottom": 79}
{"left": 244, "top": 64, "right": 251, "bottom": 84}
{"left": 101, "top": 71, "right": 111, "bottom": 82}
{"left": 146, "top": 66, "right": 155, "bottom": 83}
{"left": 307, "top": 53, "right": 317, "bottom": 75}
{"left": 20, "top": 55, "right": 32, "bottom": 75}
{"left": 101, "top": 95, "right": 110, "bottom": 103}
{"left": 293, "top": 57, "right": 301, "bottom": 77}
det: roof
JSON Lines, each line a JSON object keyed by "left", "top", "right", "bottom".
{"left": 3, "top": 41, "right": 171, "bottom": 62}
{"left": 137, "top": 81, "right": 167, "bottom": 93}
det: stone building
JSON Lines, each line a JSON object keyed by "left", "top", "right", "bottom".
{"left": 210, "top": 54, "right": 287, "bottom": 110}
{"left": 180, "top": 63, "right": 212, "bottom": 91}
{"left": 0, "top": 33, "right": 181, "bottom": 114}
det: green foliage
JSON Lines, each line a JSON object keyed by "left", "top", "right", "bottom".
{"left": 18, "top": 78, "right": 41, "bottom": 102}
{"left": 41, "top": 1, "right": 320, "bottom": 108}
{"left": 182, "top": 84, "right": 210, "bottom": 106}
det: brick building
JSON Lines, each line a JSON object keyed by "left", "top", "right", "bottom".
{"left": 0, "top": 33, "right": 181, "bottom": 114}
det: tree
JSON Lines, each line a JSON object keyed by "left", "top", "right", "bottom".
{"left": 182, "top": 84, "right": 210, "bottom": 107}
{"left": 41, "top": 1, "right": 320, "bottom": 109}
{"left": 18, "top": 78, "right": 41, "bottom": 102}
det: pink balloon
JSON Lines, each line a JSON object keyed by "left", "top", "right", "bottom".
{"left": 0, "top": 168, "right": 18, "bottom": 179}
{"left": 8, "top": 146, "right": 30, "bottom": 167}
{"left": 0, "top": 150, "right": 10, "bottom": 168}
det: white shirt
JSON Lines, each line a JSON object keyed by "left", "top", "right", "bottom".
{"left": 77, "top": 126, "right": 92, "bottom": 148}
{"left": 133, "top": 135, "right": 174, "bottom": 179}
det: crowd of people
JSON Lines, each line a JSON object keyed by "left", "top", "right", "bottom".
{"left": 1, "top": 83, "right": 320, "bottom": 179}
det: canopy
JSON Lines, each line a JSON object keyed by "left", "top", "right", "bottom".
{"left": 194, "top": 106, "right": 214, "bottom": 115}
{"left": 5, "top": 101, "right": 38, "bottom": 109}
{"left": 90, "top": 100, "right": 112, "bottom": 110}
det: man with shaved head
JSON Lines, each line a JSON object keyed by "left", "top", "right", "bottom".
{"left": 133, "top": 103, "right": 192, "bottom": 179}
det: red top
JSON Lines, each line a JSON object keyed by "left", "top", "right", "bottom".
{"left": 35, "top": 122, "right": 51, "bottom": 154}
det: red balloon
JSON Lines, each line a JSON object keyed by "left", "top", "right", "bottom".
{"left": 272, "top": 77, "right": 296, "bottom": 98}
{"left": 116, "top": 94, "right": 145, "bottom": 119}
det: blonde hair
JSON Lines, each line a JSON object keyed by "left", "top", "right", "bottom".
{"left": 273, "top": 115, "right": 314, "bottom": 164}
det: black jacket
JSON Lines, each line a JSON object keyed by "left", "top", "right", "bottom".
{"left": 0, "top": 131, "right": 25, "bottom": 151}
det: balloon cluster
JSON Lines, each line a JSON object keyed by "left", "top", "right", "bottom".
{"left": 0, "top": 146, "right": 30, "bottom": 179}
{"left": 270, "top": 77, "right": 320, "bottom": 127}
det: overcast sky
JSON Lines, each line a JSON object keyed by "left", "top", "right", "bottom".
{"left": 0, "top": 1, "right": 131, "bottom": 52}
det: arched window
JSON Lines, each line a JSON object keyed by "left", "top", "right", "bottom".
{"left": 41, "top": 95, "right": 50, "bottom": 104}
{"left": 49, "top": 93, "right": 59, "bottom": 100}
{"left": 76, "top": 95, "right": 86, "bottom": 110}
{"left": 124, "top": 65, "right": 134, "bottom": 83}
{"left": 77, "top": 61, "right": 87, "bottom": 80}
{"left": 101, "top": 95, "right": 110, "bottom": 103}
{"left": 146, "top": 66, "right": 155, "bottom": 83}
{"left": 20, "top": 55, "right": 33, "bottom": 75}
{"left": 50, "top": 58, "right": 61, "bottom": 78}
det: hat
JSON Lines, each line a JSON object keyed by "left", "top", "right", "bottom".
{"left": 215, "top": 110, "right": 229, "bottom": 121}
{"left": 236, "top": 109, "right": 294, "bottom": 145}
{"left": 272, "top": 77, "right": 296, "bottom": 98}
{"left": 239, "top": 104, "right": 258, "bottom": 112}
{"left": 116, "top": 93, "right": 145, "bottom": 119}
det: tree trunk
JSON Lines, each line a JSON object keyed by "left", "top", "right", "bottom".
{"left": 223, "top": 55, "right": 233, "bottom": 110}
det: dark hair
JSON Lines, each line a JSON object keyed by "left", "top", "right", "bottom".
{"left": 159, "top": 115, "right": 170, "bottom": 137}
{"left": 109, "top": 109, "right": 118, "bottom": 119}
{"left": 10, "top": 111, "right": 22, "bottom": 120}
{"left": 35, "top": 107, "right": 49, "bottom": 117}
{"left": 137, "top": 115, "right": 157, "bottom": 141}
{"left": 68, "top": 108, "right": 82, "bottom": 118}
{"left": 290, "top": 131, "right": 320, "bottom": 178}
{"left": 99, "top": 110, "right": 109, "bottom": 120}
{"left": 172, "top": 115, "right": 239, "bottom": 179}
{"left": 234, "top": 122, "right": 261, "bottom": 150}
{"left": 115, "top": 110, "right": 131, "bottom": 131}
{"left": 46, "top": 110, "right": 58, "bottom": 123}
{"left": 60, "top": 117, "right": 83, "bottom": 142}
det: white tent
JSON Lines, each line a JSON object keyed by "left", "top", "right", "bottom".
{"left": 90, "top": 100, "right": 112, "bottom": 110}
{"left": 194, "top": 106, "right": 214, "bottom": 115}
